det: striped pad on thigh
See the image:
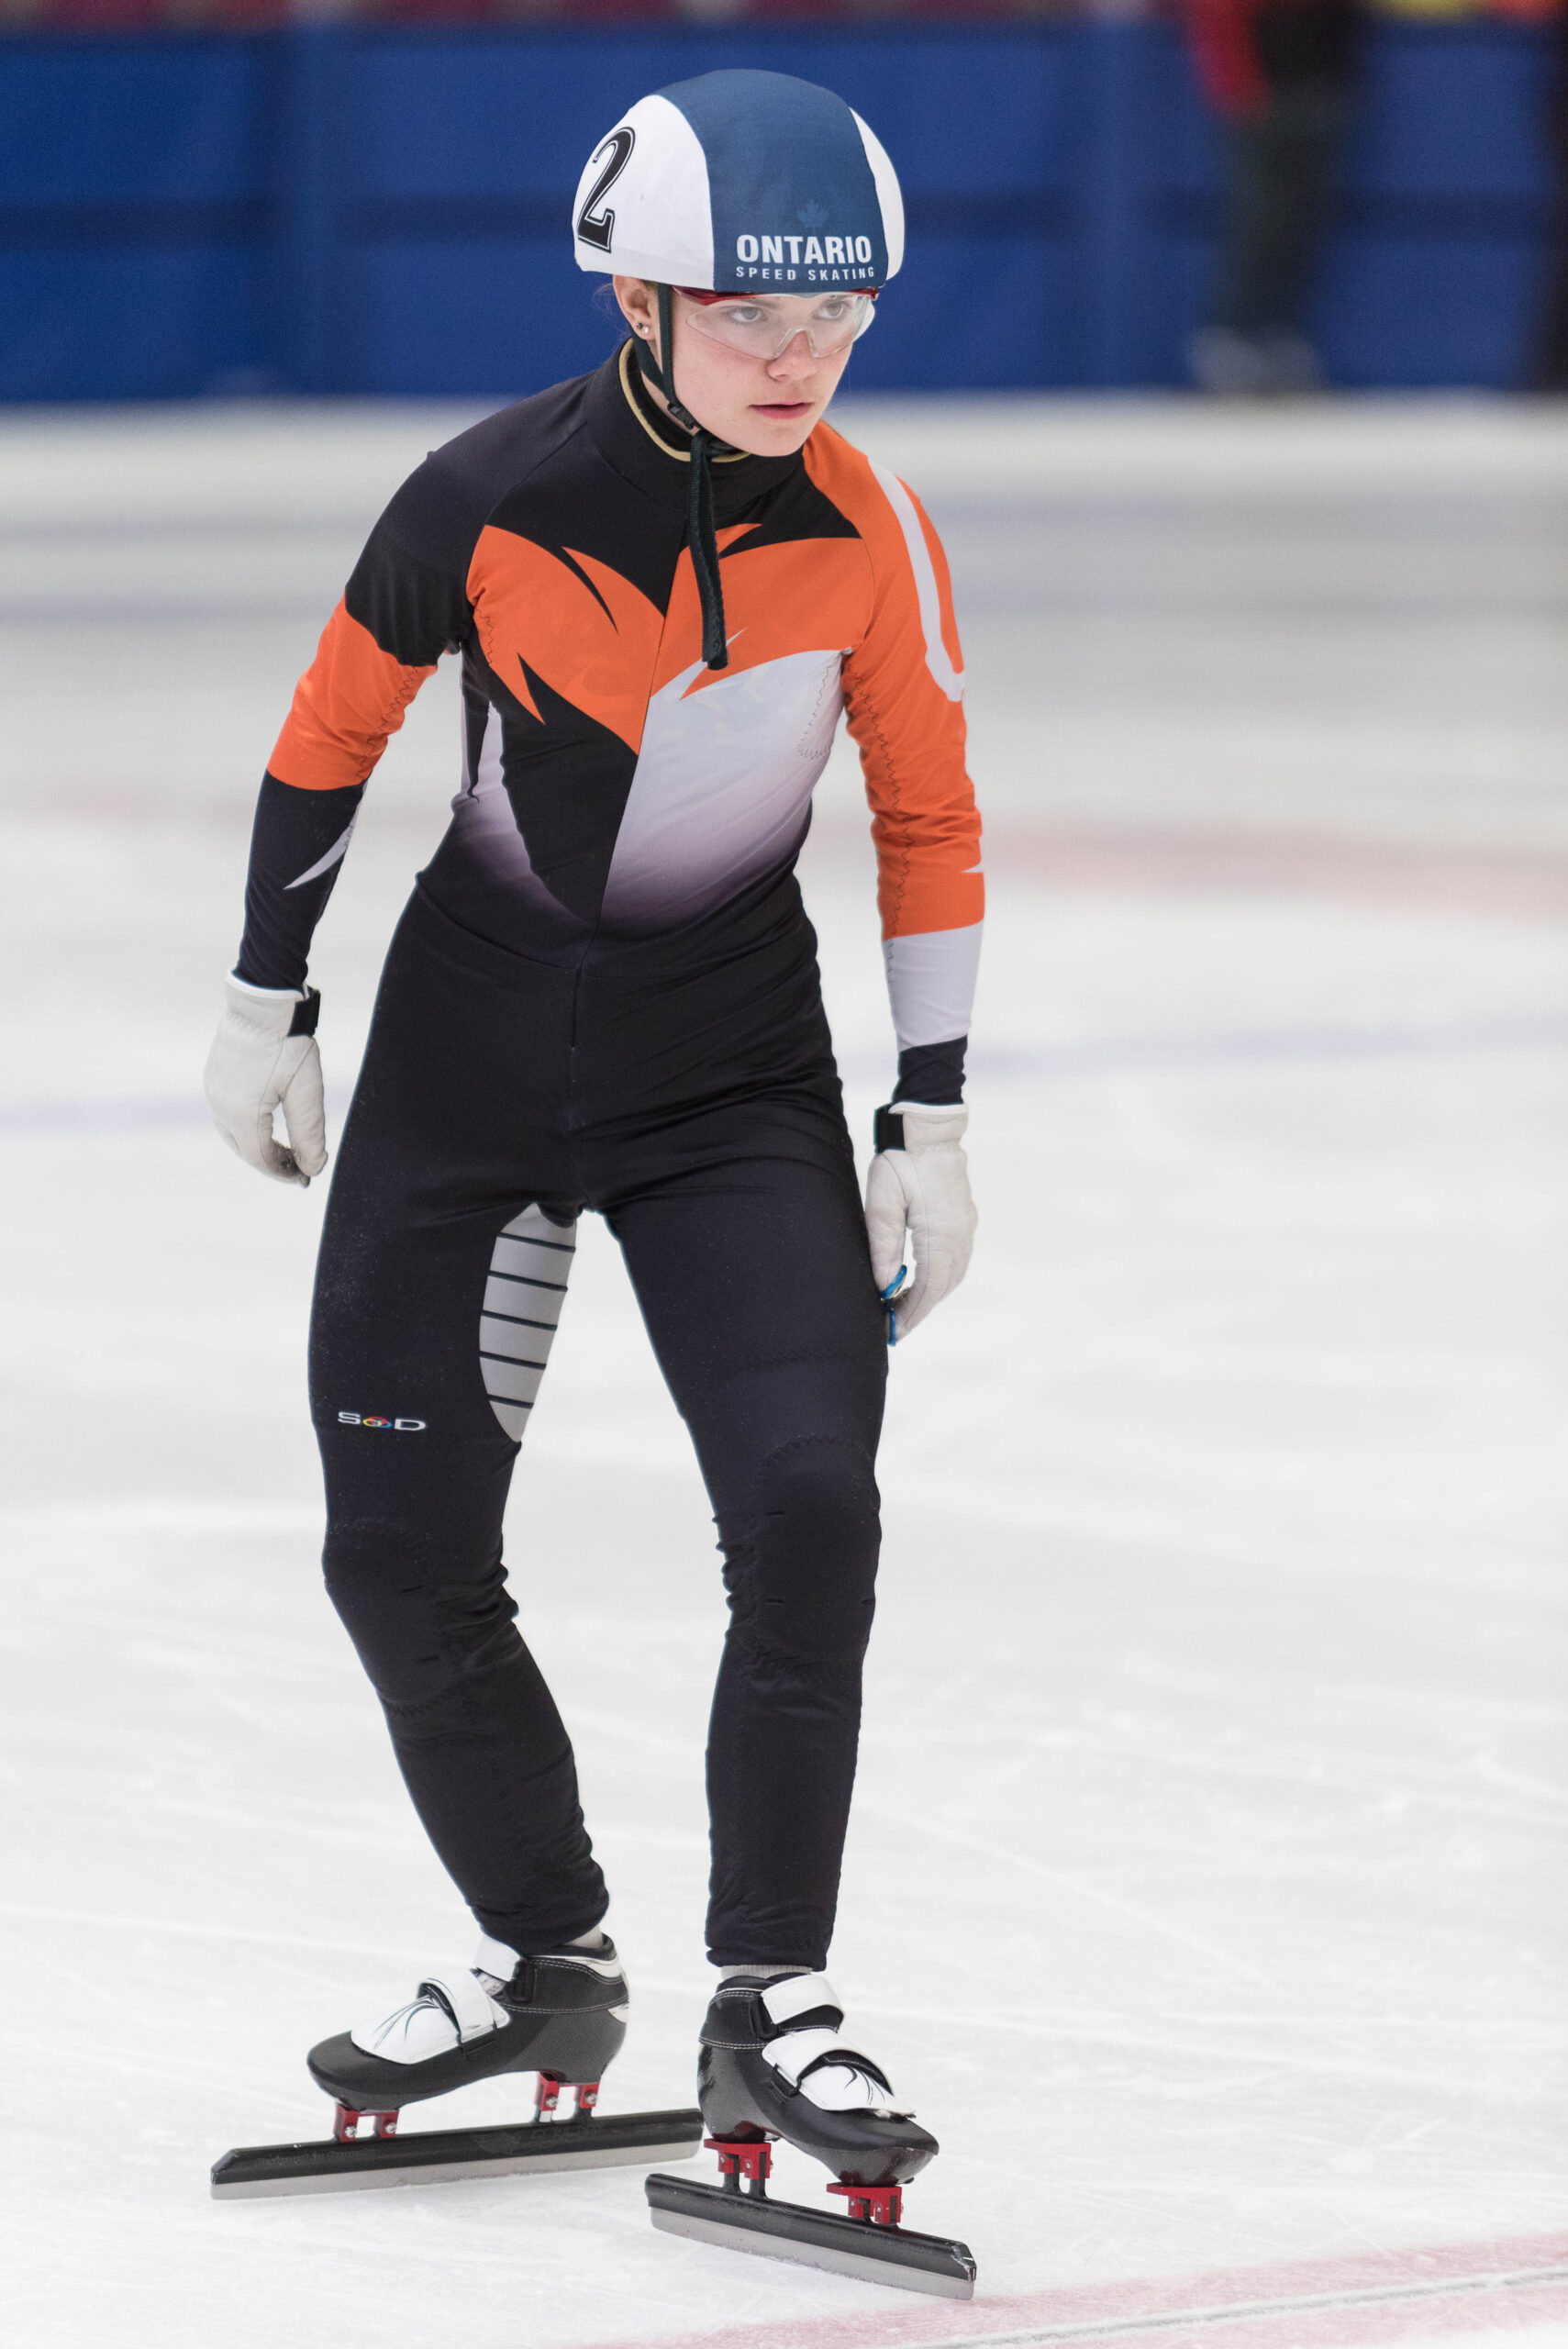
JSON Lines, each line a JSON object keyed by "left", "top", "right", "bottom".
{"left": 478, "top": 1204, "right": 577, "bottom": 1443}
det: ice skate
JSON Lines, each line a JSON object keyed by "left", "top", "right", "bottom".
{"left": 212, "top": 1935, "right": 702, "bottom": 2197}
{"left": 646, "top": 1972, "right": 975, "bottom": 2298}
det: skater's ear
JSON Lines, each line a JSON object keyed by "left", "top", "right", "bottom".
{"left": 612, "top": 278, "right": 661, "bottom": 357}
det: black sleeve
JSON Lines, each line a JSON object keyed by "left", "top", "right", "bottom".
{"left": 342, "top": 483, "right": 475, "bottom": 665}
{"left": 231, "top": 443, "right": 487, "bottom": 990}
{"left": 234, "top": 774, "right": 365, "bottom": 991}
{"left": 892, "top": 1037, "right": 967, "bottom": 1107}
{"left": 342, "top": 389, "right": 569, "bottom": 658}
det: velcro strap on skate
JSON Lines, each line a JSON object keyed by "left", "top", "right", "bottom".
{"left": 762, "top": 2025, "right": 858, "bottom": 2087}
{"left": 761, "top": 1972, "right": 842, "bottom": 2032}
{"left": 417, "top": 1969, "right": 506, "bottom": 2044}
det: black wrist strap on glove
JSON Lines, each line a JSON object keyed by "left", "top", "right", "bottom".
{"left": 287, "top": 986, "right": 322, "bottom": 1040}
{"left": 873, "top": 1104, "right": 905, "bottom": 1153}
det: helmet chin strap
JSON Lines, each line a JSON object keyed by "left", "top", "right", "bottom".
{"left": 633, "top": 283, "right": 700, "bottom": 432}
{"left": 634, "top": 283, "right": 730, "bottom": 673}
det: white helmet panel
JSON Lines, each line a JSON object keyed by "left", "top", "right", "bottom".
{"left": 572, "top": 95, "right": 713, "bottom": 290}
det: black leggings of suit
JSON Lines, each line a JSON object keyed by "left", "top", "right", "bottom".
{"left": 307, "top": 883, "right": 887, "bottom": 1969}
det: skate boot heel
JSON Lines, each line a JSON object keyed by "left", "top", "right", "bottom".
{"left": 706, "top": 2136, "right": 773, "bottom": 2198}
{"left": 828, "top": 2180, "right": 902, "bottom": 2226}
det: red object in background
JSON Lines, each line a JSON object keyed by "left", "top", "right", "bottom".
{"left": 22, "top": 0, "right": 291, "bottom": 26}
{"left": 1184, "top": 0, "right": 1271, "bottom": 118}
{"left": 17, "top": 0, "right": 172, "bottom": 24}
{"left": 370, "top": 0, "right": 509, "bottom": 22}
{"left": 1182, "top": 0, "right": 1382, "bottom": 124}
{"left": 371, "top": 0, "right": 686, "bottom": 19}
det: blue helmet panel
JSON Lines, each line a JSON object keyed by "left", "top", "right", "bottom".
{"left": 657, "top": 69, "right": 887, "bottom": 292}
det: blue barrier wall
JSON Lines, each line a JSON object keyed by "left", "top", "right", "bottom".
{"left": 0, "top": 20, "right": 1555, "bottom": 402}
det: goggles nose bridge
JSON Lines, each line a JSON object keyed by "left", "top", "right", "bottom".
{"left": 773, "top": 320, "right": 834, "bottom": 362}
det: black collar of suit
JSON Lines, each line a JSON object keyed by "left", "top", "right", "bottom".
{"left": 585, "top": 340, "right": 806, "bottom": 524}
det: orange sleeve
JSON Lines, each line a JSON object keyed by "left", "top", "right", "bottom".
{"left": 806, "top": 429, "right": 983, "bottom": 947}
{"left": 268, "top": 600, "right": 437, "bottom": 793}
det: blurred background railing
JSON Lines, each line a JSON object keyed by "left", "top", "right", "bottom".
{"left": 0, "top": 3, "right": 1562, "bottom": 397}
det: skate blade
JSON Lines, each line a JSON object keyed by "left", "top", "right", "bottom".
{"left": 212, "top": 2109, "right": 704, "bottom": 2199}
{"left": 645, "top": 2173, "right": 976, "bottom": 2299}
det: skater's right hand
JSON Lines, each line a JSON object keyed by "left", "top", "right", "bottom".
{"left": 864, "top": 1101, "right": 976, "bottom": 1345}
{"left": 203, "top": 973, "right": 328, "bottom": 1186}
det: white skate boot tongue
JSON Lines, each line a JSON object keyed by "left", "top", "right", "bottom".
{"left": 348, "top": 1966, "right": 507, "bottom": 2063}
{"left": 474, "top": 1932, "right": 522, "bottom": 1994}
{"left": 758, "top": 1975, "right": 906, "bottom": 2115}
{"left": 476, "top": 1932, "right": 520, "bottom": 1966}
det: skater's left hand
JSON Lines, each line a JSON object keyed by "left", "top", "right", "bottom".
{"left": 864, "top": 1103, "right": 976, "bottom": 1345}
{"left": 204, "top": 973, "right": 328, "bottom": 1186}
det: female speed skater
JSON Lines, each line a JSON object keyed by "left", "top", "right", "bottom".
{"left": 204, "top": 68, "right": 984, "bottom": 2267}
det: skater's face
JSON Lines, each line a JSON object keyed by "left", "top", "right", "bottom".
{"left": 613, "top": 278, "right": 856, "bottom": 457}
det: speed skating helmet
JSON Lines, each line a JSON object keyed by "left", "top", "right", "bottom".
{"left": 572, "top": 67, "right": 905, "bottom": 295}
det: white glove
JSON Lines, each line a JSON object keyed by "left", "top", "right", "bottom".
{"left": 863, "top": 1102, "right": 977, "bottom": 1346}
{"left": 203, "top": 974, "right": 328, "bottom": 1186}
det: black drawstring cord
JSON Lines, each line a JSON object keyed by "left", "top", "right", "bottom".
{"left": 686, "top": 429, "right": 728, "bottom": 671}
{"left": 633, "top": 285, "right": 729, "bottom": 673}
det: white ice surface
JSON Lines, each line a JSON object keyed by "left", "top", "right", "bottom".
{"left": 0, "top": 395, "right": 1564, "bottom": 2349}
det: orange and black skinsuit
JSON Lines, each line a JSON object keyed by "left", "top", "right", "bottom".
{"left": 237, "top": 344, "right": 983, "bottom": 1968}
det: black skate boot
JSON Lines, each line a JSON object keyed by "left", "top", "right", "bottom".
{"left": 645, "top": 1972, "right": 975, "bottom": 2299}
{"left": 306, "top": 1933, "right": 629, "bottom": 2116}
{"left": 697, "top": 1970, "right": 936, "bottom": 2184}
{"left": 211, "top": 1934, "right": 702, "bottom": 2198}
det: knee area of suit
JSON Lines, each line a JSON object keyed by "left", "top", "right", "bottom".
{"left": 320, "top": 1530, "right": 517, "bottom": 1696}
{"left": 731, "top": 1437, "right": 881, "bottom": 1666}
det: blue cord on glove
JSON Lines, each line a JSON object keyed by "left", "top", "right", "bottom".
{"left": 880, "top": 1264, "right": 908, "bottom": 1348}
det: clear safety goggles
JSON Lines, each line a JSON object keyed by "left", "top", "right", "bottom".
{"left": 675, "top": 287, "right": 878, "bottom": 362}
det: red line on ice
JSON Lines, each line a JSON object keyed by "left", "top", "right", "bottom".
{"left": 594, "top": 2229, "right": 1568, "bottom": 2349}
